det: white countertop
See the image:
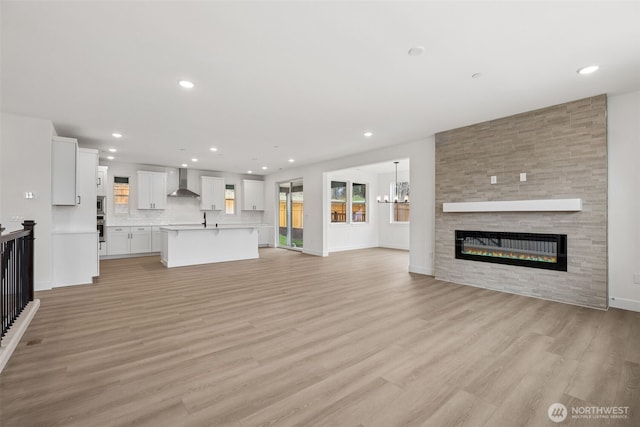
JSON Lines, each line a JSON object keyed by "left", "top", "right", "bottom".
{"left": 160, "top": 224, "right": 262, "bottom": 231}
{"left": 52, "top": 230, "right": 99, "bottom": 235}
{"left": 108, "top": 222, "right": 273, "bottom": 228}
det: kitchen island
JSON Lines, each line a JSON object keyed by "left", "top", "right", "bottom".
{"left": 160, "top": 225, "right": 259, "bottom": 268}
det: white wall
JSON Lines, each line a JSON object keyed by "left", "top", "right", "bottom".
{"left": 263, "top": 137, "right": 436, "bottom": 275}
{"left": 377, "top": 170, "right": 410, "bottom": 250}
{"left": 0, "top": 113, "right": 56, "bottom": 290}
{"left": 103, "top": 161, "right": 264, "bottom": 226}
{"left": 327, "top": 169, "right": 379, "bottom": 252}
{"left": 608, "top": 90, "right": 640, "bottom": 312}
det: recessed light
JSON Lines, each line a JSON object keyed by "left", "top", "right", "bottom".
{"left": 363, "top": 131, "right": 373, "bottom": 137}
{"left": 247, "top": 170, "right": 253, "bottom": 174}
{"left": 181, "top": 163, "right": 188, "bottom": 167}
{"left": 577, "top": 65, "right": 599, "bottom": 75}
{"left": 210, "top": 147, "right": 218, "bottom": 152}
{"left": 106, "top": 156, "right": 114, "bottom": 160}
{"left": 408, "top": 46, "right": 425, "bottom": 56}
{"left": 108, "top": 148, "right": 117, "bottom": 153}
{"left": 179, "top": 80, "right": 195, "bottom": 89}
{"left": 261, "top": 166, "right": 268, "bottom": 170}
{"left": 191, "top": 158, "right": 198, "bottom": 162}
{"left": 288, "top": 158, "right": 295, "bottom": 163}
{"left": 112, "top": 132, "right": 122, "bottom": 138}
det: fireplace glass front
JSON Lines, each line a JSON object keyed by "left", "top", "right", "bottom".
{"left": 455, "top": 230, "right": 567, "bottom": 271}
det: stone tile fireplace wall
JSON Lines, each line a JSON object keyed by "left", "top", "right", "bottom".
{"left": 434, "top": 95, "right": 607, "bottom": 309}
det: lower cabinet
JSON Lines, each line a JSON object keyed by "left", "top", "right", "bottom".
{"left": 107, "top": 227, "right": 130, "bottom": 255}
{"left": 107, "top": 226, "right": 152, "bottom": 256}
{"left": 99, "top": 240, "right": 108, "bottom": 257}
{"left": 53, "top": 232, "right": 99, "bottom": 286}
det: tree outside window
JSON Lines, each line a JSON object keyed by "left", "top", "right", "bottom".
{"left": 330, "top": 181, "right": 347, "bottom": 223}
{"left": 352, "top": 183, "right": 367, "bottom": 223}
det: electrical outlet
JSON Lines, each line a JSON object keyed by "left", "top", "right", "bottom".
{"left": 520, "top": 172, "right": 527, "bottom": 182}
{"left": 490, "top": 176, "right": 497, "bottom": 185}
{"left": 634, "top": 273, "right": 640, "bottom": 285}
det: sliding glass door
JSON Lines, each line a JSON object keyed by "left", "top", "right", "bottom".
{"left": 279, "top": 180, "right": 303, "bottom": 249}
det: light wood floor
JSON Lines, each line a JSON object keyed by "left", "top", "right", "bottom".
{"left": 1, "top": 248, "right": 639, "bottom": 426}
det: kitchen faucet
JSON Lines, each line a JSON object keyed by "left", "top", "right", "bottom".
{"left": 202, "top": 212, "right": 207, "bottom": 228}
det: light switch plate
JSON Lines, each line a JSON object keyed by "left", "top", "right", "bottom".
{"left": 490, "top": 176, "right": 497, "bottom": 185}
{"left": 520, "top": 173, "right": 527, "bottom": 182}
{"left": 634, "top": 273, "right": 640, "bottom": 284}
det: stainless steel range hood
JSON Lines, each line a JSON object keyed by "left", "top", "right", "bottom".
{"left": 168, "top": 168, "right": 200, "bottom": 198}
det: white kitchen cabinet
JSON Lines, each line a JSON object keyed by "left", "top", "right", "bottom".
{"left": 52, "top": 148, "right": 99, "bottom": 286}
{"left": 99, "top": 240, "right": 108, "bottom": 257}
{"left": 97, "top": 166, "right": 108, "bottom": 197}
{"left": 130, "top": 226, "right": 152, "bottom": 253}
{"left": 52, "top": 231, "right": 99, "bottom": 286}
{"left": 151, "top": 226, "right": 162, "bottom": 252}
{"left": 52, "top": 148, "right": 98, "bottom": 229}
{"left": 107, "top": 227, "right": 131, "bottom": 255}
{"left": 52, "top": 136, "right": 78, "bottom": 205}
{"left": 200, "top": 176, "right": 225, "bottom": 211}
{"left": 137, "top": 171, "right": 167, "bottom": 210}
{"left": 107, "top": 226, "right": 152, "bottom": 255}
{"left": 242, "top": 179, "right": 265, "bottom": 211}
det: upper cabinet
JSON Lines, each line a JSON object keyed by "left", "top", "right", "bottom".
{"left": 242, "top": 179, "right": 264, "bottom": 211}
{"left": 52, "top": 148, "right": 98, "bottom": 231}
{"left": 200, "top": 176, "right": 225, "bottom": 211}
{"left": 52, "top": 136, "right": 79, "bottom": 205}
{"left": 97, "top": 166, "right": 108, "bottom": 197}
{"left": 137, "top": 171, "right": 167, "bottom": 210}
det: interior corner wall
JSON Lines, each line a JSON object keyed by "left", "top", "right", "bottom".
{"left": 435, "top": 95, "right": 608, "bottom": 309}
{"left": 1, "top": 113, "right": 55, "bottom": 290}
{"left": 608, "top": 90, "right": 640, "bottom": 312}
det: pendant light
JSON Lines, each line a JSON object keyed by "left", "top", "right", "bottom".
{"left": 377, "top": 161, "right": 409, "bottom": 204}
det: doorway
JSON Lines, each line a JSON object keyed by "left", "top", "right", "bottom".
{"left": 279, "top": 180, "right": 303, "bottom": 249}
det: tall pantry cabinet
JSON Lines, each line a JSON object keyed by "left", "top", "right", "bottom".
{"left": 52, "top": 143, "right": 99, "bottom": 287}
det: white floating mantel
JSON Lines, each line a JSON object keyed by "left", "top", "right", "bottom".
{"left": 443, "top": 198, "right": 582, "bottom": 213}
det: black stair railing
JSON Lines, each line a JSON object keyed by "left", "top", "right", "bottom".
{"left": 1, "top": 220, "right": 36, "bottom": 346}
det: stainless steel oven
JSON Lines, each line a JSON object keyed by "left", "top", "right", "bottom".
{"left": 97, "top": 216, "right": 105, "bottom": 242}
{"left": 97, "top": 196, "right": 105, "bottom": 215}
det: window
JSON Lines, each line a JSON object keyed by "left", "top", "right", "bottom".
{"left": 225, "top": 184, "right": 235, "bottom": 214}
{"left": 330, "top": 180, "right": 369, "bottom": 224}
{"left": 391, "top": 182, "right": 410, "bottom": 223}
{"left": 351, "top": 183, "right": 367, "bottom": 223}
{"left": 330, "top": 181, "right": 347, "bottom": 223}
{"left": 113, "top": 176, "right": 129, "bottom": 214}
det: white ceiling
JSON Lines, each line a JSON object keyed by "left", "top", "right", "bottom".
{"left": 2, "top": 2, "right": 639, "bottom": 175}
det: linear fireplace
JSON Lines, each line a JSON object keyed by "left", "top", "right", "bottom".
{"left": 455, "top": 230, "right": 567, "bottom": 271}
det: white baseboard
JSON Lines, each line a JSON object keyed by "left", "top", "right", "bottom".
{"left": 379, "top": 244, "right": 410, "bottom": 251}
{"left": 609, "top": 297, "right": 640, "bottom": 312}
{"left": 302, "top": 248, "right": 327, "bottom": 257}
{"left": 409, "top": 264, "right": 434, "bottom": 276}
{"left": 35, "top": 281, "right": 53, "bottom": 291}
{"left": 0, "top": 299, "right": 40, "bottom": 373}
{"left": 328, "top": 243, "right": 378, "bottom": 253}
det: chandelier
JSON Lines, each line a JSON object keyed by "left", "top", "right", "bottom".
{"left": 377, "top": 161, "right": 409, "bottom": 204}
